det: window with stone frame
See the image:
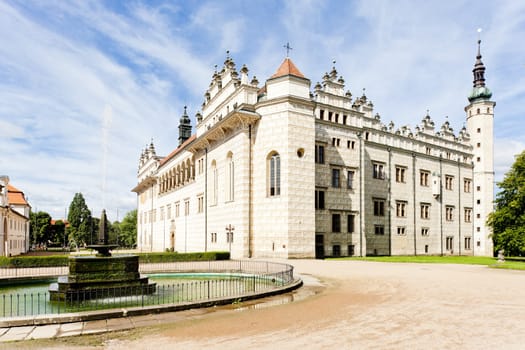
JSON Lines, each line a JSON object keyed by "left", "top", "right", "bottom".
{"left": 420, "top": 170, "right": 430, "bottom": 186}
{"left": 464, "top": 208, "right": 472, "bottom": 223}
{"left": 347, "top": 214, "right": 355, "bottom": 233}
{"left": 332, "top": 213, "right": 341, "bottom": 233}
{"left": 347, "top": 170, "right": 355, "bottom": 189}
{"left": 445, "top": 175, "right": 454, "bottom": 191}
{"left": 464, "top": 178, "right": 472, "bottom": 193}
{"left": 373, "top": 162, "right": 385, "bottom": 180}
{"left": 395, "top": 166, "right": 406, "bottom": 183}
{"left": 420, "top": 203, "right": 430, "bottom": 219}
{"left": 332, "top": 168, "right": 340, "bottom": 188}
{"left": 446, "top": 206, "right": 454, "bottom": 221}
{"left": 396, "top": 201, "right": 407, "bottom": 217}
{"left": 268, "top": 152, "right": 281, "bottom": 196}
{"left": 315, "top": 144, "right": 325, "bottom": 164}
{"left": 373, "top": 199, "right": 385, "bottom": 216}
{"left": 374, "top": 225, "right": 385, "bottom": 235}
{"left": 315, "top": 190, "right": 325, "bottom": 210}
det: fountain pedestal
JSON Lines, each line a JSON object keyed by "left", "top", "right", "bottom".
{"left": 49, "top": 210, "right": 155, "bottom": 301}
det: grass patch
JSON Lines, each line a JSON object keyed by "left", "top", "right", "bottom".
{"left": 329, "top": 255, "right": 525, "bottom": 270}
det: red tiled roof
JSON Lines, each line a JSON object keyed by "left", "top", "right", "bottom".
{"left": 7, "top": 184, "right": 28, "bottom": 206}
{"left": 270, "top": 57, "right": 306, "bottom": 79}
{"left": 159, "top": 134, "right": 197, "bottom": 167}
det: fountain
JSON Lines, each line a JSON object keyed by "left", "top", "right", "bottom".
{"left": 49, "top": 210, "right": 156, "bottom": 301}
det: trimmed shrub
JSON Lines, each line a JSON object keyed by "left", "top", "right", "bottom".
{"left": 0, "top": 251, "right": 230, "bottom": 267}
{"left": 137, "top": 251, "right": 230, "bottom": 263}
{"left": 0, "top": 255, "right": 69, "bottom": 268}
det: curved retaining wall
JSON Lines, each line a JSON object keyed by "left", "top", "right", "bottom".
{"left": 0, "top": 260, "right": 301, "bottom": 327}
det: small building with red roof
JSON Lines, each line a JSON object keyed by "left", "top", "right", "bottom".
{"left": 0, "top": 176, "right": 31, "bottom": 256}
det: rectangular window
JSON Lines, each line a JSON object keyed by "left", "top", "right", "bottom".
{"left": 397, "top": 227, "right": 406, "bottom": 235}
{"left": 464, "top": 237, "right": 472, "bottom": 250}
{"left": 319, "top": 109, "right": 325, "bottom": 120}
{"left": 347, "top": 140, "right": 355, "bottom": 149}
{"left": 197, "top": 195, "right": 204, "bottom": 213}
{"left": 315, "top": 190, "right": 325, "bottom": 210}
{"left": 445, "top": 175, "right": 454, "bottom": 190}
{"left": 446, "top": 236, "right": 454, "bottom": 251}
{"left": 396, "top": 201, "right": 407, "bottom": 217}
{"left": 395, "top": 166, "right": 406, "bottom": 183}
{"left": 373, "top": 163, "right": 385, "bottom": 179}
{"left": 347, "top": 170, "right": 355, "bottom": 189}
{"left": 315, "top": 145, "right": 325, "bottom": 164}
{"left": 175, "top": 203, "right": 180, "bottom": 217}
{"left": 347, "top": 214, "right": 355, "bottom": 233}
{"left": 184, "top": 200, "right": 190, "bottom": 216}
{"left": 332, "top": 214, "right": 341, "bottom": 232}
{"left": 332, "top": 245, "right": 341, "bottom": 257}
{"left": 332, "top": 169, "right": 340, "bottom": 188}
{"left": 160, "top": 206, "right": 165, "bottom": 220}
{"left": 167, "top": 204, "right": 172, "bottom": 219}
{"left": 270, "top": 154, "right": 281, "bottom": 196}
{"left": 373, "top": 199, "right": 385, "bottom": 216}
{"left": 464, "top": 208, "right": 472, "bottom": 223}
{"left": 446, "top": 206, "right": 454, "bottom": 221}
{"left": 348, "top": 244, "right": 355, "bottom": 256}
{"left": 426, "top": 147, "right": 431, "bottom": 155}
{"left": 464, "top": 178, "right": 472, "bottom": 193}
{"left": 420, "top": 171, "right": 430, "bottom": 186}
{"left": 374, "top": 225, "right": 385, "bottom": 235}
{"left": 328, "top": 111, "right": 333, "bottom": 121}
{"left": 420, "top": 203, "right": 430, "bottom": 219}
{"left": 343, "top": 115, "right": 348, "bottom": 125}
{"left": 421, "top": 228, "right": 429, "bottom": 236}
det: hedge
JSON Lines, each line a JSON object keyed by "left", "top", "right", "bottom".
{"left": 0, "top": 251, "right": 230, "bottom": 268}
{"left": 137, "top": 251, "right": 230, "bottom": 263}
{"left": 0, "top": 255, "right": 69, "bottom": 268}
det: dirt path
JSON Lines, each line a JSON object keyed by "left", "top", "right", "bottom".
{"left": 11, "top": 260, "right": 525, "bottom": 349}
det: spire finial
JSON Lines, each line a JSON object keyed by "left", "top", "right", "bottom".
{"left": 283, "top": 42, "right": 293, "bottom": 57}
{"left": 226, "top": 50, "right": 230, "bottom": 59}
{"left": 184, "top": 105, "right": 187, "bottom": 114}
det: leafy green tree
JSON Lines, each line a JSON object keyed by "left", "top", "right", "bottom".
{"left": 66, "top": 193, "right": 92, "bottom": 246}
{"left": 29, "top": 211, "right": 52, "bottom": 245}
{"left": 488, "top": 150, "right": 525, "bottom": 256}
{"left": 119, "top": 210, "right": 137, "bottom": 248}
{"left": 109, "top": 220, "right": 121, "bottom": 245}
{"left": 49, "top": 219, "right": 66, "bottom": 246}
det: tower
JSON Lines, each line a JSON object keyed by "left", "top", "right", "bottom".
{"left": 464, "top": 39, "right": 495, "bottom": 256}
{"left": 178, "top": 106, "right": 192, "bottom": 146}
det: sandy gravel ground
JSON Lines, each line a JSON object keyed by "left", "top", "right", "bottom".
{"left": 18, "top": 260, "right": 525, "bottom": 349}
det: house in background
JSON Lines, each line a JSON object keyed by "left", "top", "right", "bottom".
{"left": 0, "top": 176, "right": 31, "bottom": 256}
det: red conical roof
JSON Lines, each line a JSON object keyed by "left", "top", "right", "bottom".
{"left": 270, "top": 57, "right": 305, "bottom": 79}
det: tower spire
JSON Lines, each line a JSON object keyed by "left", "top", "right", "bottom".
{"left": 468, "top": 31, "right": 492, "bottom": 103}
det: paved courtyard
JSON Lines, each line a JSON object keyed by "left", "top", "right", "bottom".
{"left": 3, "top": 259, "right": 525, "bottom": 349}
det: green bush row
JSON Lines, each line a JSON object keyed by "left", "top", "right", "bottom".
{"left": 0, "top": 255, "right": 69, "bottom": 267}
{"left": 0, "top": 251, "right": 230, "bottom": 268}
{"left": 137, "top": 251, "right": 230, "bottom": 263}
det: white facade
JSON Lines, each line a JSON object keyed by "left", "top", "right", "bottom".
{"left": 133, "top": 44, "right": 495, "bottom": 258}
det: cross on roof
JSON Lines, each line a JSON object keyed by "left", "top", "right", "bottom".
{"left": 283, "top": 42, "right": 293, "bottom": 57}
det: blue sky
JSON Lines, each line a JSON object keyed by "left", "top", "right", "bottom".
{"left": 1, "top": 0, "right": 524, "bottom": 221}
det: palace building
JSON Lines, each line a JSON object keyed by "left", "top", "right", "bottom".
{"left": 132, "top": 40, "right": 494, "bottom": 258}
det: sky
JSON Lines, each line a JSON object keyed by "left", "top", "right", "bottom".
{"left": 1, "top": 0, "right": 524, "bottom": 222}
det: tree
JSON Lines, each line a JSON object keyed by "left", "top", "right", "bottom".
{"left": 488, "top": 150, "right": 525, "bottom": 256}
{"left": 29, "top": 211, "right": 52, "bottom": 246}
{"left": 66, "top": 193, "right": 92, "bottom": 246}
{"left": 49, "top": 219, "right": 66, "bottom": 246}
{"left": 119, "top": 209, "right": 137, "bottom": 248}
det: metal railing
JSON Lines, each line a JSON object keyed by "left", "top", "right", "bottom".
{"left": 0, "top": 260, "right": 295, "bottom": 319}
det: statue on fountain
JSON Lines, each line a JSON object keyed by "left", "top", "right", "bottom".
{"left": 86, "top": 209, "right": 118, "bottom": 256}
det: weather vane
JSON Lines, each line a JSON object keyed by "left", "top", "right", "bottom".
{"left": 283, "top": 42, "right": 293, "bottom": 57}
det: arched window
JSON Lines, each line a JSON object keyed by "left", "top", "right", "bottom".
{"left": 226, "top": 152, "right": 234, "bottom": 201}
{"left": 268, "top": 152, "right": 281, "bottom": 196}
{"left": 211, "top": 160, "right": 218, "bottom": 205}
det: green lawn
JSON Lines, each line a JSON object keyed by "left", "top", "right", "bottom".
{"left": 329, "top": 255, "right": 525, "bottom": 270}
